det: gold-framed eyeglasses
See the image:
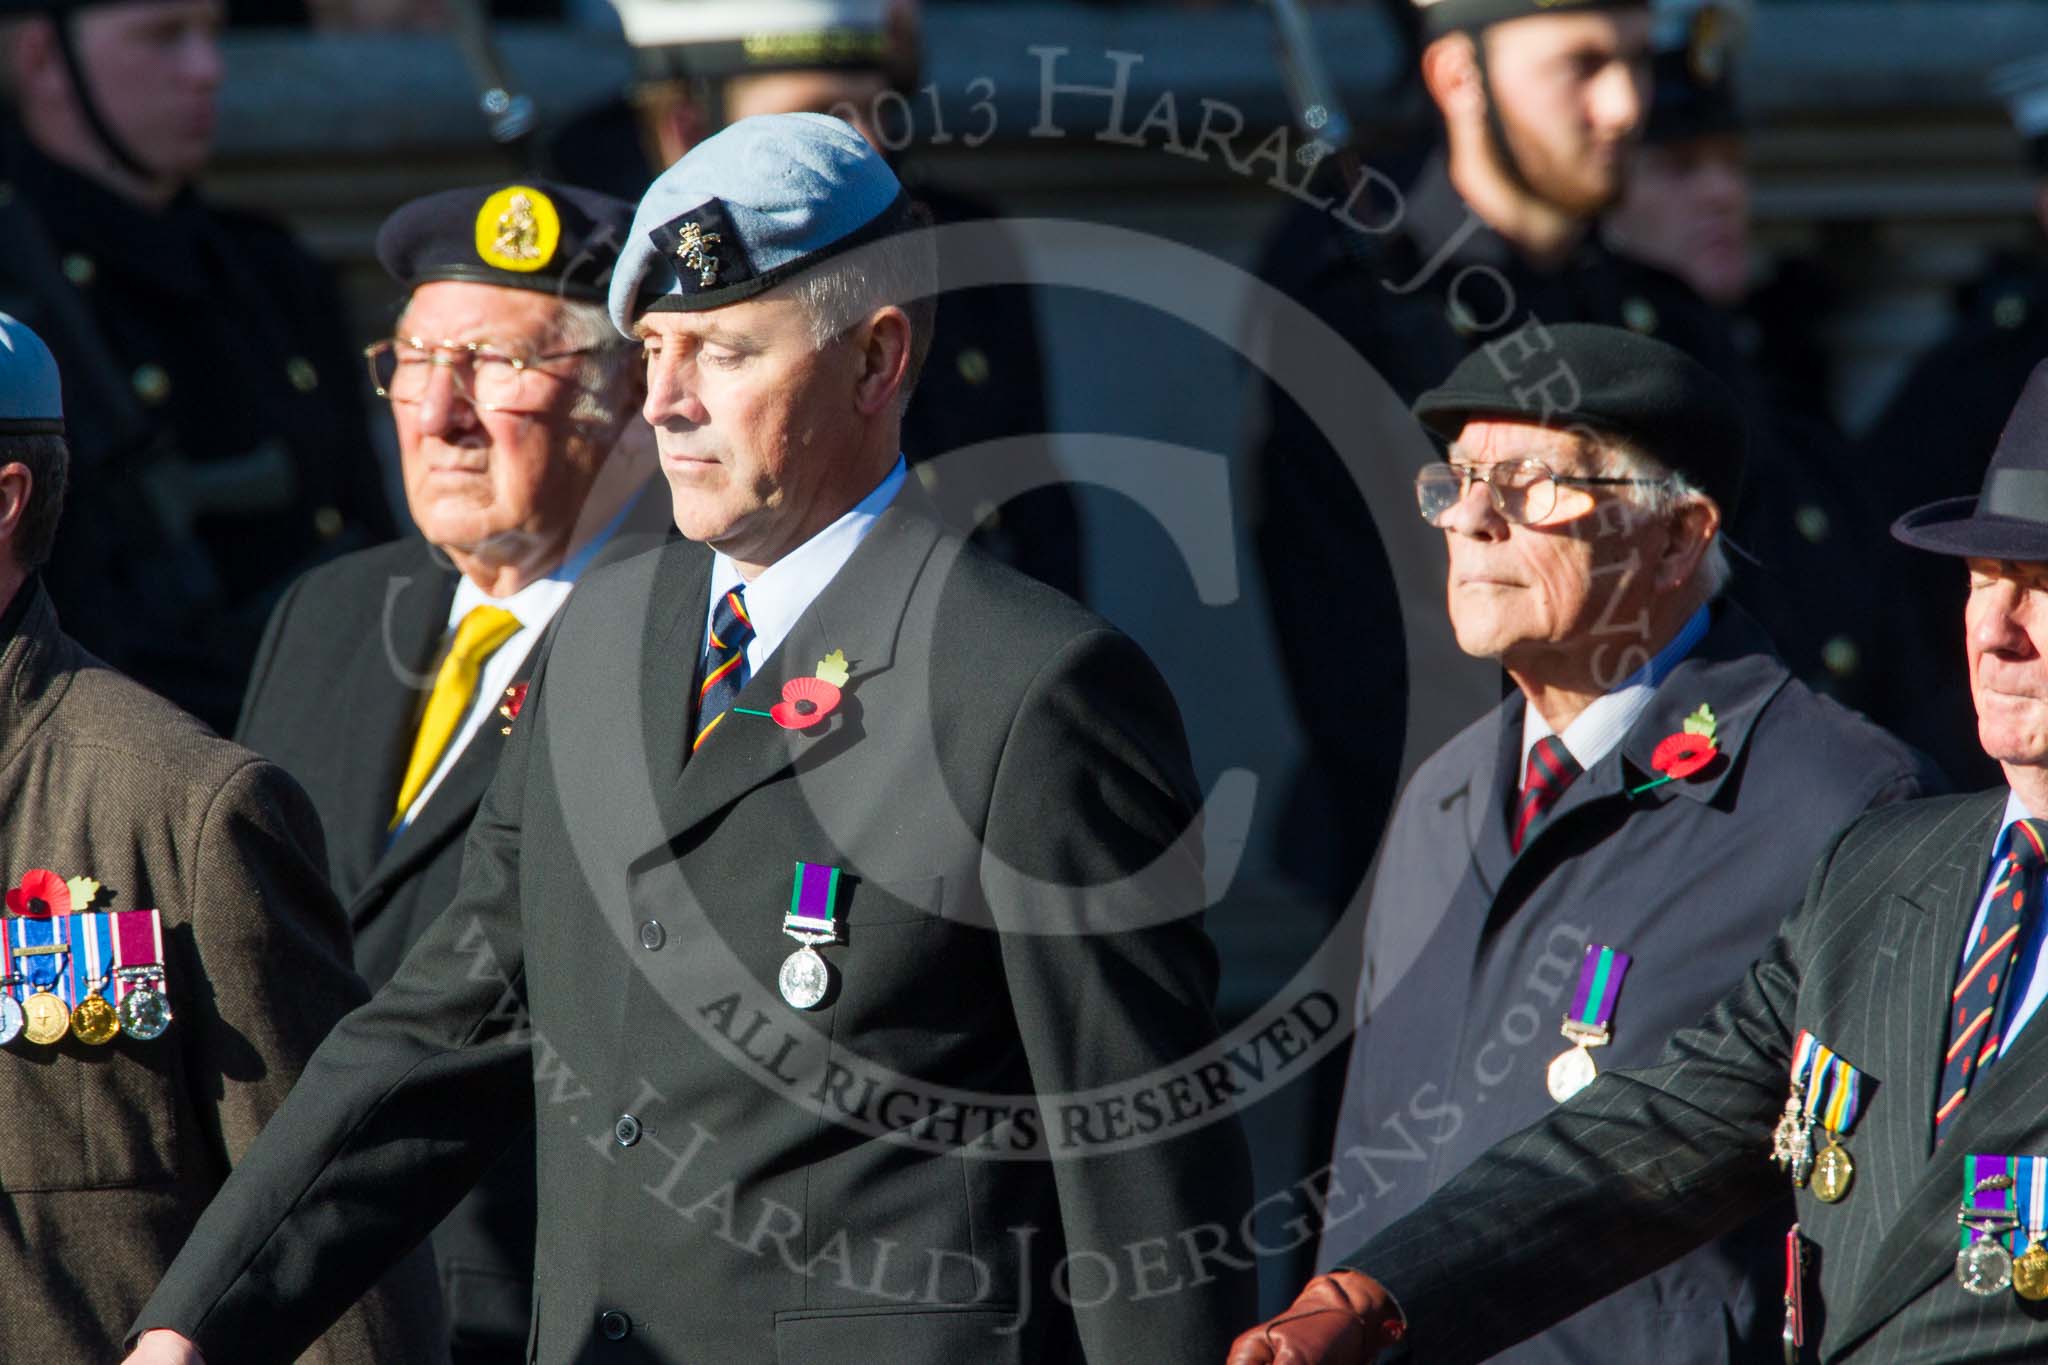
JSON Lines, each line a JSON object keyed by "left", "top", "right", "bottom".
{"left": 1414, "top": 459, "right": 1665, "bottom": 527}
{"left": 363, "top": 337, "right": 622, "bottom": 414}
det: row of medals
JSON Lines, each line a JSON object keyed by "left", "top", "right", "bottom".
{"left": 1772, "top": 1082, "right": 1856, "bottom": 1204}
{"left": 1957, "top": 1173, "right": 2048, "bottom": 1300}
{"left": 0, "top": 969, "right": 172, "bottom": 1046}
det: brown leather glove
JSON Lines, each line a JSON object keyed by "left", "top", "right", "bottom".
{"left": 1223, "top": 1270, "right": 1407, "bottom": 1365}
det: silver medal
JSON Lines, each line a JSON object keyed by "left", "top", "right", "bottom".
{"left": 1959, "top": 1235, "right": 2015, "bottom": 1296}
{"left": 118, "top": 985, "right": 173, "bottom": 1041}
{"left": 1547, "top": 1044, "right": 1598, "bottom": 1103}
{"left": 0, "top": 993, "right": 21, "bottom": 1045}
{"left": 778, "top": 945, "right": 831, "bottom": 1010}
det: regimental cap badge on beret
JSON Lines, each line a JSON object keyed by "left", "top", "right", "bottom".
{"left": 672, "top": 218, "right": 725, "bottom": 288}
{"left": 475, "top": 185, "right": 563, "bottom": 274}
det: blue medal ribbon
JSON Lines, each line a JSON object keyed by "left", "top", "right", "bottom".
{"left": 10, "top": 912, "right": 68, "bottom": 1001}
{"left": 67, "top": 911, "right": 111, "bottom": 1003}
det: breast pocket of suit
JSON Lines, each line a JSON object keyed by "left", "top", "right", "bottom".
{"left": 837, "top": 873, "right": 947, "bottom": 929}
{"left": 0, "top": 1040, "right": 183, "bottom": 1190}
{"left": 774, "top": 1304, "right": 1023, "bottom": 1365}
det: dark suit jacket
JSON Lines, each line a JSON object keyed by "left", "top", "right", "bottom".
{"left": 233, "top": 485, "right": 674, "bottom": 1353}
{"left": 0, "top": 581, "right": 442, "bottom": 1364}
{"left": 1334, "top": 789, "right": 2048, "bottom": 1363}
{"left": 137, "top": 488, "right": 1258, "bottom": 1363}
{"left": 1330, "top": 604, "right": 1937, "bottom": 1363}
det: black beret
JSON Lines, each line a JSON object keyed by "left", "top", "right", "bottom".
{"left": 1416, "top": 0, "right": 1644, "bottom": 41}
{"left": 1412, "top": 322, "right": 1747, "bottom": 514}
{"left": 376, "top": 181, "right": 636, "bottom": 304}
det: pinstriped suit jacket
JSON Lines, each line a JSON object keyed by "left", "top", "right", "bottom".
{"left": 1341, "top": 790, "right": 2048, "bottom": 1363}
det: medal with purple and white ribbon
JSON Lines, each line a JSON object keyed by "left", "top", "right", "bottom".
{"left": 1547, "top": 943, "right": 1631, "bottom": 1102}
{"left": 112, "top": 909, "right": 172, "bottom": 1041}
{"left": 778, "top": 862, "right": 842, "bottom": 1010}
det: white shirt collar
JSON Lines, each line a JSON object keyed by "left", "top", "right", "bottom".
{"left": 446, "top": 488, "right": 643, "bottom": 629}
{"left": 1520, "top": 604, "right": 1712, "bottom": 776}
{"left": 706, "top": 456, "right": 907, "bottom": 672}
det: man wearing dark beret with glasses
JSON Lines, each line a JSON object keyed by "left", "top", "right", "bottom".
{"left": 231, "top": 179, "right": 674, "bottom": 1365}
{"left": 1233, "top": 323, "right": 1936, "bottom": 1364}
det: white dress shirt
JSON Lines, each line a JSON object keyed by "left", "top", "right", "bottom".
{"left": 703, "top": 456, "right": 907, "bottom": 676}
{"left": 1519, "top": 603, "right": 1712, "bottom": 775}
{"left": 395, "top": 491, "right": 644, "bottom": 831}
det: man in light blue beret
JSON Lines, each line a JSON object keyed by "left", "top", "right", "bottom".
{"left": 128, "top": 114, "right": 1258, "bottom": 1365}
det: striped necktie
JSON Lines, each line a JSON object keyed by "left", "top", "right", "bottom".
{"left": 1936, "top": 817, "right": 2048, "bottom": 1142}
{"left": 693, "top": 586, "right": 754, "bottom": 751}
{"left": 390, "top": 603, "right": 521, "bottom": 828}
{"left": 1512, "top": 735, "right": 1581, "bottom": 854}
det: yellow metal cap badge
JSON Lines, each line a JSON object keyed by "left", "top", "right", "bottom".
{"left": 475, "top": 185, "right": 562, "bottom": 274}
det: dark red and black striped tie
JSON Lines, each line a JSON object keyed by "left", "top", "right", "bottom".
{"left": 1935, "top": 817, "right": 2048, "bottom": 1141}
{"left": 1512, "top": 735, "right": 1581, "bottom": 854}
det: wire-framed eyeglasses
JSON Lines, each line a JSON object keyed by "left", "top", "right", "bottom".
{"left": 1414, "top": 458, "right": 1666, "bottom": 527}
{"left": 363, "top": 337, "right": 623, "bottom": 414}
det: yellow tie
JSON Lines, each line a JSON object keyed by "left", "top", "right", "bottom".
{"left": 390, "top": 604, "right": 522, "bottom": 828}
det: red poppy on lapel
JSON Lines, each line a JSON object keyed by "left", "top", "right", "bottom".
{"left": 1651, "top": 702, "right": 1721, "bottom": 780}
{"left": 771, "top": 676, "right": 842, "bottom": 731}
{"left": 5, "top": 869, "right": 71, "bottom": 918}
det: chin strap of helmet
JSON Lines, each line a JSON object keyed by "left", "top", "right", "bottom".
{"left": 48, "top": 8, "right": 155, "bottom": 182}
{"left": 1469, "top": 31, "right": 1539, "bottom": 203}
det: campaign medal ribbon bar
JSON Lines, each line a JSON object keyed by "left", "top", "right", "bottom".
{"left": 1959, "top": 1162, "right": 2021, "bottom": 1296}
{"left": 779, "top": 862, "right": 843, "bottom": 1010}
{"left": 67, "top": 911, "right": 118, "bottom": 1045}
{"left": 1547, "top": 943, "right": 1631, "bottom": 1102}
{"left": 0, "top": 924, "right": 20, "bottom": 1045}
{"left": 12, "top": 912, "right": 69, "bottom": 1045}
{"left": 112, "top": 910, "right": 171, "bottom": 1041}
{"left": 1785, "top": 1032, "right": 1866, "bottom": 1202}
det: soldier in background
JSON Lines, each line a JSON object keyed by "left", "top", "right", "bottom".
{"left": 1604, "top": 0, "right": 1889, "bottom": 722}
{"left": 549, "top": 0, "right": 1085, "bottom": 600}
{"left": 1851, "top": 55, "right": 2048, "bottom": 791}
{"left": 1246, "top": 0, "right": 1740, "bottom": 912}
{"left": 0, "top": 0, "right": 393, "bottom": 733}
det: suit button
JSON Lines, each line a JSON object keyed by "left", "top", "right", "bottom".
{"left": 614, "top": 1113, "right": 641, "bottom": 1147}
{"left": 599, "top": 1310, "right": 630, "bottom": 1341}
{"left": 638, "top": 919, "right": 665, "bottom": 951}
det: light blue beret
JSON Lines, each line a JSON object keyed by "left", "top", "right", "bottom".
{"left": 607, "top": 111, "right": 911, "bottom": 333}
{"left": 0, "top": 314, "right": 62, "bottom": 434}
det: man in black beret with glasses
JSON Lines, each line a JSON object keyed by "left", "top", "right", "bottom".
{"left": 1233, "top": 323, "right": 1935, "bottom": 1364}
{"left": 230, "top": 179, "right": 673, "bottom": 1365}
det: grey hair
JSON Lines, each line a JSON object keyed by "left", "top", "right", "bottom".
{"left": 782, "top": 225, "right": 938, "bottom": 415}
{"left": 540, "top": 299, "right": 638, "bottom": 427}
{"left": 1591, "top": 433, "right": 1733, "bottom": 600}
